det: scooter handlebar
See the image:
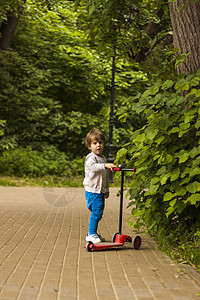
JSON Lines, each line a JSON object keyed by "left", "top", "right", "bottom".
{"left": 113, "top": 167, "right": 136, "bottom": 173}
{"left": 113, "top": 167, "right": 120, "bottom": 171}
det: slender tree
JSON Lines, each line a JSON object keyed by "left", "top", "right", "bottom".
{"left": 169, "top": 0, "right": 200, "bottom": 75}
{"left": 0, "top": 0, "right": 26, "bottom": 50}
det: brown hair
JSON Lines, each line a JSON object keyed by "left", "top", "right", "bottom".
{"left": 85, "top": 128, "right": 105, "bottom": 148}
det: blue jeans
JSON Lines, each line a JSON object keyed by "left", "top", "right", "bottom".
{"left": 85, "top": 191, "right": 105, "bottom": 235}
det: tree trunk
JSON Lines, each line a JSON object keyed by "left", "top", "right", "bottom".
{"left": 0, "top": 1, "right": 26, "bottom": 51}
{"left": 169, "top": 0, "right": 200, "bottom": 75}
{"left": 0, "top": 15, "right": 20, "bottom": 50}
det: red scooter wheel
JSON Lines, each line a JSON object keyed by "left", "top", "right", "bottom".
{"left": 112, "top": 232, "right": 119, "bottom": 243}
{"left": 86, "top": 241, "right": 94, "bottom": 252}
{"left": 133, "top": 236, "right": 141, "bottom": 250}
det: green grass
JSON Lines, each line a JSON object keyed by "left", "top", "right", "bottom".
{"left": 156, "top": 242, "right": 200, "bottom": 271}
{"left": 0, "top": 175, "right": 84, "bottom": 187}
{"left": 0, "top": 175, "right": 127, "bottom": 187}
{"left": 154, "top": 228, "right": 200, "bottom": 271}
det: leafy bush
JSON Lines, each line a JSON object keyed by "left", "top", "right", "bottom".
{"left": 0, "top": 146, "right": 84, "bottom": 177}
{"left": 116, "top": 69, "right": 200, "bottom": 266}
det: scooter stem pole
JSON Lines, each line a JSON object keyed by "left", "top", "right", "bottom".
{"left": 119, "top": 170, "right": 124, "bottom": 234}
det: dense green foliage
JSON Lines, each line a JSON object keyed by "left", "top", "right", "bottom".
{"left": 116, "top": 70, "right": 200, "bottom": 267}
{"left": 0, "top": 1, "right": 107, "bottom": 153}
{"left": 0, "top": 0, "right": 148, "bottom": 176}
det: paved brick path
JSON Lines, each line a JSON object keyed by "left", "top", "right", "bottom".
{"left": 0, "top": 187, "right": 199, "bottom": 299}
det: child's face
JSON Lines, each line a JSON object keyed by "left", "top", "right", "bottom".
{"left": 89, "top": 138, "right": 104, "bottom": 155}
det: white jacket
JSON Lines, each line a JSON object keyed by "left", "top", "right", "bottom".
{"left": 83, "top": 152, "right": 109, "bottom": 194}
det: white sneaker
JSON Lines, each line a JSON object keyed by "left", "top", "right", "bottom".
{"left": 86, "top": 234, "right": 101, "bottom": 243}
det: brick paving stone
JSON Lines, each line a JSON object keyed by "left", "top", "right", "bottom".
{"left": 0, "top": 187, "right": 199, "bottom": 299}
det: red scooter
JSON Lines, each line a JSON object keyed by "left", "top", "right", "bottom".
{"left": 85, "top": 165, "right": 141, "bottom": 252}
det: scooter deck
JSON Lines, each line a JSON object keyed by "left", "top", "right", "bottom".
{"left": 85, "top": 242, "right": 124, "bottom": 251}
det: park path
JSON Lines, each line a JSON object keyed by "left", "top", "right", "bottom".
{"left": 0, "top": 186, "right": 199, "bottom": 299}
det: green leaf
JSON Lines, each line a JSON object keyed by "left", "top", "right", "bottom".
{"left": 179, "top": 153, "right": 189, "bottom": 163}
{"left": 150, "top": 86, "right": 160, "bottom": 95}
{"left": 141, "top": 90, "right": 150, "bottom": 99}
{"left": 189, "top": 88, "right": 196, "bottom": 95}
{"left": 170, "top": 168, "right": 180, "bottom": 181}
{"left": 146, "top": 129, "right": 159, "bottom": 140}
{"left": 145, "top": 197, "right": 153, "bottom": 207}
{"left": 179, "top": 122, "right": 190, "bottom": 130}
{"left": 100, "top": 106, "right": 110, "bottom": 116}
{"left": 175, "top": 187, "right": 187, "bottom": 196}
{"left": 154, "top": 135, "right": 165, "bottom": 144}
{"left": 159, "top": 153, "right": 173, "bottom": 165}
{"left": 180, "top": 177, "right": 190, "bottom": 186}
{"left": 135, "top": 133, "right": 146, "bottom": 142}
{"left": 167, "top": 96, "right": 177, "bottom": 106}
{"left": 156, "top": 166, "right": 167, "bottom": 176}
{"left": 195, "top": 120, "right": 200, "bottom": 129}
{"left": 175, "top": 53, "right": 191, "bottom": 70}
{"left": 195, "top": 89, "right": 200, "bottom": 97}
{"left": 134, "top": 208, "right": 145, "bottom": 217}
{"left": 169, "top": 198, "right": 177, "bottom": 207}
{"left": 189, "top": 147, "right": 199, "bottom": 158}
{"left": 190, "top": 167, "right": 200, "bottom": 177}
{"left": 186, "top": 182, "right": 198, "bottom": 193}
{"left": 116, "top": 148, "right": 127, "bottom": 160}
{"left": 145, "top": 184, "right": 159, "bottom": 195}
{"left": 190, "top": 77, "right": 200, "bottom": 87}
{"left": 153, "top": 154, "right": 161, "bottom": 161}
{"left": 135, "top": 166, "right": 148, "bottom": 173}
{"left": 164, "top": 192, "right": 174, "bottom": 201}
{"left": 134, "top": 103, "right": 146, "bottom": 114}
{"left": 184, "top": 114, "right": 195, "bottom": 123}
{"left": 169, "top": 127, "right": 180, "bottom": 134}
{"left": 88, "top": 4, "right": 95, "bottom": 14}
{"left": 166, "top": 206, "right": 176, "bottom": 217}
{"left": 187, "top": 193, "right": 200, "bottom": 205}
{"left": 150, "top": 177, "right": 160, "bottom": 185}
{"left": 162, "top": 80, "right": 173, "bottom": 90}
{"left": 161, "top": 173, "right": 171, "bottom": 185}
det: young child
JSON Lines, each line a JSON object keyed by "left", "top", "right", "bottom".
{"left": 83, "top": 128, "right": 116, "bottom": 243}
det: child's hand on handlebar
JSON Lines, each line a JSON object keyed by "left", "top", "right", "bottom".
{"left": 105, "top": 163, "right": 116, "bottom": 171}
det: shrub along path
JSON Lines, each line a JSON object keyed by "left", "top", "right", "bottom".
{"left": 0, "top": 186, "right": 199, "bottom": 299}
